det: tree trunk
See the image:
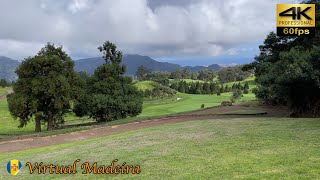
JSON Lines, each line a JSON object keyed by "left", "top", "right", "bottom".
{"left": 47, "top": 111, "right": 54, "bottom": 131}
{"left": 35, "top": 115, "right": 41, "bottom": 133}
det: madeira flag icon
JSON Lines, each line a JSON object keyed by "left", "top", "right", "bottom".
{"left": 6, "top": 160, "right": 22, "bottom": 175}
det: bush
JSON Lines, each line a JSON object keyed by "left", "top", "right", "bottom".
{"left": 201, "top": 104, "right": 205, "bottom": 108}
{"left": 230, "top": 89, "right": 243, "bottom": 103}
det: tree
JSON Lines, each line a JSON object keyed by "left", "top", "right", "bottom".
{"left": 243, "top": 82, "right": 249, "bottom": 94}
{"left": 136, "top": 66, "right": 151, "bottom": 80}
{"left": 218, "top": 66, "right": 250, "bottom": 83}
{"left": 230, "top": 89, "right": 243, "bottom": 103}
{"left": 198, "top": 69, "right": 215, "bottom": 81}
{"left": 0, "top": 79, "right": 8, "bottom": 87}
{"left": 77, "top": 41, "right": 143, "bottom": 121}
{"left": 252, "top": 0, "right": 320, "bottom": 116}
{"left": 7, "top": 43, "right": 78, "bottom": 132}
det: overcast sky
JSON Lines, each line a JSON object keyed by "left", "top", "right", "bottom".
{"left": 0, "top": 0, "right": 301, "bottom": 65}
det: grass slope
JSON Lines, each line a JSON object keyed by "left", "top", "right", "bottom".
{"left": 140, "top": 92, "right": 255, "bottom": 117}
{"left": 169, "top": 78, "right": 204, "bottom": 83}
{"left": 133, "top": 81, "right": 157, "bottom": 91}
{"left": 1, "top": 117, "right": 320, "bottom": 179}
{"left": 223, "top": 76, "right": 256, "bottom": 90}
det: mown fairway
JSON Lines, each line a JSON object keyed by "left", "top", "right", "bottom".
{"left": 1, "top": 117, "right": 320, "bottom": 179}
{"left": 140, "top": 92, "right": 255, "bottom": 117}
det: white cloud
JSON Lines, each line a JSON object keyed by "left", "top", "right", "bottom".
{"left": 68, "top": 0, "right": 90, "bottom": 13}
{"left": 0, "top": 0, "right": 300, "bottom": 59}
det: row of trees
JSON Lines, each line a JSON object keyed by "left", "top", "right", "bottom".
{"left": 217, "top": 66, "right": 251, "bottom": 83}
{"left": 8, "top": 42, "right": 143, "bottom": 132}
{"left": 249, "top": 0, "right": 320, "bottom": 116}
{"left": 0, "top": 79, "right": 11, "bottom": 88}
{"left": 169, "top": 81, "right": 250, "bottom": 95}
{"left": 136, "top": 65, "right": 252, "bottom": 83}
{"left": 136, "top": 66, "right": 217, "bottom": 82}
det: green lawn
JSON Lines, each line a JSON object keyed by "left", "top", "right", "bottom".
{"left": 133, "top": 81, "right": 157, "bottom": 91}
{"left": 223, "top": 76, "right": 257, "bottom": 90}
{"left": 140, "top": 92, "right": 255, "bottom": 117}
{"left": 1, "top": 117, "right": 320, "bottom": 179}
{"left": 169, "top": 78, "right": 204, "bottom": 83}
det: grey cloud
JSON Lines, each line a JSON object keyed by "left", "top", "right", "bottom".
{"left": 0, "top": 0, "right": 298, "bottom": 59}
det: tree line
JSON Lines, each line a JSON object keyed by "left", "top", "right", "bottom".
{"left": 169, "top": 81, "right": 250, "bottom": 95}
{"left": 0, "top": 79, "right": 12, "bottom": 88}
{"left": 247, "top": 0, "right": 320, "bottom": 116}
{"left": 136, "top": 64, "right": 251, "bottom": 83}
{"left": 136, "top": 66, "right": 217, "bottom": 82}
{"left": 7, "top": 42, "right": 143, "bottom": 132}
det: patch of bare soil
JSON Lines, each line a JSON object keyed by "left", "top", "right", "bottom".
{"left": 0, "top": 105, "right": 289, "bottom": 154}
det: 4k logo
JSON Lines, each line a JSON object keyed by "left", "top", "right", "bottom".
{"left": 279, "top": 7, "right": 312, "bottom": 20}
{"left": 276, "top": 4, "right": 315, "bottom": 36}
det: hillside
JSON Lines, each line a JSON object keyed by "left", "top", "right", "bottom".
{"left": 75, "top": 55, "right": 181, "bottom": 75}
{"left": 185, "top": 64, "right": 221, "bottom": 72}
{"left": 75, "top": 54, "right": 222, "bottom": 75}
{"left": 0, "top": 54, "right": 223, "bottom": 79}
{"left": 0, "top": 56, "right": 19, "bottom": 81}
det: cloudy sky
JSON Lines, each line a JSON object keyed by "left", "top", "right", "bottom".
{"left": 0, "top": 0, "right": 300, "bottom": 66}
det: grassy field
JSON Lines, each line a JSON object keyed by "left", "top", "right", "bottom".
{"left": 223, "top": 76, "right": 256, "bottom": 90}
{"left": 169, "top": 78, "right": 204, "bottom": 83}
{"left": 140, "top": 92, "right": 255, "bottom": 117}
{"left": 133, "top": 81, "right": 158, "bottom": 91}
{"left": 1, "top": 117, "right": 320, "bottom": 179}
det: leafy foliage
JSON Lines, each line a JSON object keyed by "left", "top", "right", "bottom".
{"left": 75, "top": 41, "right": 143, "bottom": 122}
{"left": 218, "top": 66, "right": 251, "bottom": 83}
{"left": 252, "top": 0, "right": 320, "bottom": 116}
{"left": 7, "top": 43, "right": 79, "bottom": 132}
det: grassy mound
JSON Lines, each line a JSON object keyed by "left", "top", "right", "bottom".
{"left": 133, "top": 81, "right": 160, "bottom": 91}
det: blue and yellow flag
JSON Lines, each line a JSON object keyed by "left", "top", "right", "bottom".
{"left": 6, "top": 160, "right": 22, "bottom": 175}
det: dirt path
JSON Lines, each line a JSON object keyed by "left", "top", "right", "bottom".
{"left": 0, "top": 105, "right": 289, "bottom": 154}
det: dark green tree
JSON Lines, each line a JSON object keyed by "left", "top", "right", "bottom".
{"left": 79, "top": 41, "right": 143, "bottom": 121}
{"left": 0, "top": 79, "right": 8, "bottom": 87}
{"left": 252, "top": 0, "right": 320, "bottom": 116}
{"left": 7, "top": 43, "right": 79, "bottom": 132}
{"left": 136, "top": 65, "right": 151, "bottom": 80}
{"left": 230, "top": 89, "right": 243, "bottom": 103}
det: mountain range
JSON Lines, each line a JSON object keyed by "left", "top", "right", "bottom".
{"left": 75, "top": 55, "right": 222, "bottom": 75}
{"left": 0, "top": 54, "right": 222, "bottom": 81}
{"left": 0, "top": 56, "right": 19, "bottom": 82}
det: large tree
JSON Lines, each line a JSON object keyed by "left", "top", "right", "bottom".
{"left": 75, "top": 41, "right": 143, "bottom": 121}
{"left": 136, "top": 65, "right": 151, "bottom": 80}
{"left": 252, "top": 0, "right": 320, "bottom": 116}
{"left": 7, "top": 43, "right": 79, "bottom": 132}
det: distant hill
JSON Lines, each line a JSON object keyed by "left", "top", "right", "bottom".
{"left": 185, "top": 64, "right": 221, "bottom": 72}
{"left": 0, "top": 56, "right": 19, "bottom": 81}
{"left": 75, "top": 54, "right": 222, "bottom": 75}
{"left": 0, "top": 54, "right": 222, "bottom": 80}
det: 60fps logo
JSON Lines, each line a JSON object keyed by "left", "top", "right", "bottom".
{"left": 276, "top": 4, "right": 316, "bottom": 36}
